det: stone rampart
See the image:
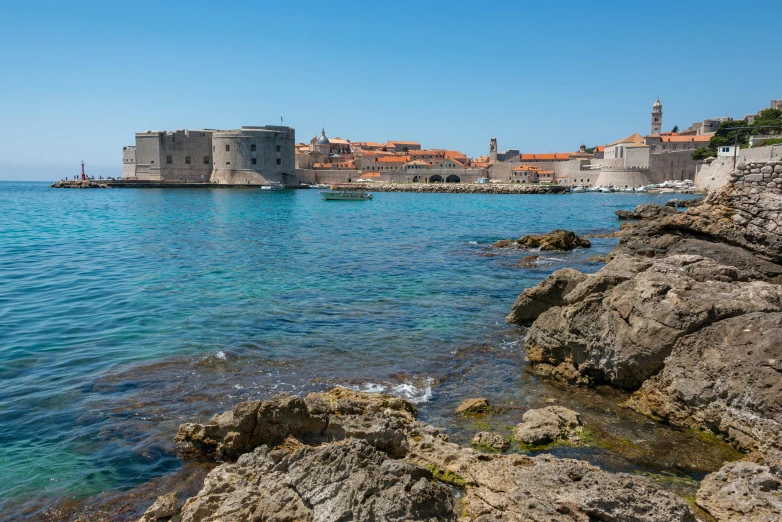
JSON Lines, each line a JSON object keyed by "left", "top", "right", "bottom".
{"left": 730, "top": 160, "right": 782, "bottom": 192}
{"left": 594, "top": 167, "right": 653, "bottom": 189}
{"left": 695, "top": 144, "right": 782, "bottom": 192}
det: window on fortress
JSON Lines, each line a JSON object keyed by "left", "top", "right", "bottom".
{"left": 226, "top": 145, "right": 230, "bottom": 152}
{"left": 185, "top": 156, "right": 191, "bottom": 164}
{"left": 226, "top": 161, "right": 230, "bottom": 165}
{"left": 167, "top": 155, "right": 172, "bottom": 164}
{"left": 276, "top": 159, "right": 281, "bottom": 165}
{"left": 251, "top": 144, "right": 257, "bottom": 152}
{"left": 252, "top": 158, "right": 257, "bottom": 165}
{"left": 276, "top": 145, "right": 281, "bottom": 152}
{"left": 204, "top": 157, "right": 210, "bottom": 164}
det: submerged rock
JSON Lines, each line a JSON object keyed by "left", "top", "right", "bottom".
{"left": 455, "top": 398, "right": 493, "bottom": 415}
{"left": 174, "top": 389, "right": 696, "bottom": 522}
{"left": 517, "top": 229, "right": 591, "bottom": 251}
{"left": 514, "top": 406, "right": 582, "bottom": 446}
{"left": 696, "top": 461, "right": 782, "bottom": 522}
{"left": 516, "top": 254, "right": 540, "bottom": 268}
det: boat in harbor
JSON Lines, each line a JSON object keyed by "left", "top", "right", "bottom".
{"left": 571, "top": 185, "right": 586, "bottom": 193}
{"left": 261, "top": 181, "right": 285, "bottom": 190}
{"left": 321, "top": 185, "right": 373, "bottom": 201}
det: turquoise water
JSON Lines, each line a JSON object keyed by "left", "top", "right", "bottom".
{"left": 0, "top": 182, "right": 703, "bottom": 517}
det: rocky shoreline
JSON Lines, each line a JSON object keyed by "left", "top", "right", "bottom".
{"left": 51, "top": 179, "right": 110, "bottom": 188}
{"left": 60, "top": 177, "right": 778, "bottom": 521}
{"left": 363, "top": 183, "right": 569, "bottom": 194}
{"left": 506, "top": 179, "right": 782, "bottom": 520}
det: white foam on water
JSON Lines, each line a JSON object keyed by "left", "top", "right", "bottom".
{"left": 215, "top": 351, "right": 227, "bottom": 360}
{"left": 468, "top": 241, "right": 478, "bottom": 245}
{"left": 348, "top": 377, "right": 434, "bottom": 404}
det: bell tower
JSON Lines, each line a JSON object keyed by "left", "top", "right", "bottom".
{"left": 489, "top": 136, "right": 498, "bottom": 161}
{"left": 651, "top": 98, "right": 662, "bottom": 135}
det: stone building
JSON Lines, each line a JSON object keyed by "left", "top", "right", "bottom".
{"left": 130, "top": 129, "right": 214, "bottom": 182}
{"left": 123, "top": 125, "right": 295, "bottom": 185}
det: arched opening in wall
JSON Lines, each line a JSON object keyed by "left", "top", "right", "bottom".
{"left": 347, "top": 177, "right": 352, "bottom": 183}
{"left": 445, "top": 175, "right": 461, "bottom": 183}
{"left": 412, "top": 176, "right": 419, "bottom": 183}
{"left": 429, "top": 175, "right": 443, "bottom": 183}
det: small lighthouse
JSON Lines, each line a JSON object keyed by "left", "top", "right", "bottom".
{"left": 81, "top": 161, "right": 86, "bottom": 180}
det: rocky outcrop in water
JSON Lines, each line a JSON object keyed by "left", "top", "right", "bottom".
{"left": 494, "top": 230, "right": 591, "bottom": 251}
{"left": 51, "top": 180, "right": 109, "bottom": 188}
{"left": 615, "top": 203, "right": 679, "bottom": 221}
{"left": 513, "top": 406, "right": 582, "bottom": 446}
{"left": 510, "top": 182, "right": 782, "bottom": 461}
{"left": 168, "top": 388, "right": 696, "bottom": 522}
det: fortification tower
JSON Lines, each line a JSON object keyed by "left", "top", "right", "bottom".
{"left": 651, "top": 98, "right": 662, "bottom": 135}
{"left": 489, "top": 136, "right": 497, "bottom": 162}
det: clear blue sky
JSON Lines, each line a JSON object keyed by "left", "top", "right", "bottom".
{"left": 0, "top": 0, "right": 779, "bottom": 180}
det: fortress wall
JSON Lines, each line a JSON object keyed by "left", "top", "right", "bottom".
{"left": 625, "top": 146, "right": 650, "bottom": 168}
{"left": 730, "top": 159, "right": 782, "bottom": 192}
{"left": 296, "top": 169, "right": 361, "bottom": 184}
{"left": 594, "top": 168, "right": 653, "bottom": 189}
{"left": 134, "top": 133, "right": 163, "bottom": 180}
{"left": 648, "top": 150, "right": 700, "bottom": 183}
{"left": 158, "top": 130, "right": 213, "bottom": 182}
{"left": 695, "top": 145, "right": 782, "bottom": 191}
{"left": 211, "top": 126, "right": 296, "bottom": 185}
{"left": 122, "top": 147, "right": 136, "bottom": 179}
{"left": 590, "top": 158, "right": 624, "bottom": 168}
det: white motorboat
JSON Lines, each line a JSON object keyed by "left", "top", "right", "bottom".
{"left": 321, "top": 188, "right": 373, "bottom": 201}
{"left": 571, "top": 185, "right": 586, "bottom": 193}
{"left": 600, "top": 186, "right": 614, "bottom": 193}
{"left": 261, "top": 181, "right": 285, "bottom": 190}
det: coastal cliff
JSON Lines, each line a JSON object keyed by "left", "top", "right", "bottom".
{"left": 508, "top": 171, "right": 782, "bottom": 520}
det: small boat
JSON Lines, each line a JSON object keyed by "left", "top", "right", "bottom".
{"left": 660, "top": 188, "right": 676, "bottom": 194}
{"left": 600, "top": 186, "right": 614, "bottom": 193}
{"left": 261, "top": 181, "right": 285, "bottom": 190}
{"left": 571, "top": 185, "right": 586, "bottom": 193}
{"left": 321, "top": 190, "right": 373, "bottom": 201}
{"left": 477, "top": 177, "right": 490, "bottom": 184}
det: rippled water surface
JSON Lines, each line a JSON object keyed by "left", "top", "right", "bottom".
{"left": 0, "top": 182, "right": 715, "bottom": 518}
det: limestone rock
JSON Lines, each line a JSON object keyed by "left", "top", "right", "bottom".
{"left": 175, "top": 389, "right": 697, "bottom": 522}
{"left": 470, "top": 431, "right": 510, "bottom": 452}
{"left": 506, "top": 268, "right": 587, "bottom": 325}
{"left": 139, "top": 491, "right": 179, "bottom": 521}
{"left": 525, "top": 255, "right": 782, "bottom": 389}
{"left": 179, "top": 438, "right": 456, "bottom": 522}
{"left": 514, "top": 406, "right": 582, "bottom": 445}
{"left": 517, "top": 229, "right": 591, "bottom": 251}
{"left": 616, "top": 209, "right": 637, "bottom": 220}
{"left": 696, "top": 461, "right": 782, "bottom": 522}
{"left": 627, "top": 312, "right": 782, "bottom": 455}
{"left": 516, "top": 254, "right": 539, "bottom": 268}
{"left": 455, "top": 398, "right": 493, "bottom": 415}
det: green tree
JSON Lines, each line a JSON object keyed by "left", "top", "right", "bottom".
{"left": 707, "top": 120, "right": 750, "bottom": 151}
{"left": 691, "top": 147, "right": 716, "bottom": 160}
{"left": 671, "top": 125, "right": 679, "bottom": 133}
{"left": 751, "top": 109, "right": 782, "bottom": 135}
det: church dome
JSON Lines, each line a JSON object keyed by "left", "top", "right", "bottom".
{"left": 317, "top": 129, "right": 330, "bottom": 145}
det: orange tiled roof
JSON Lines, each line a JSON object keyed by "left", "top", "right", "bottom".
{"left": 377, "top": 155, "right": 409, "bottom": 163}
{"left": 519, "top": 153, "right": 571, "bottom": 160}
{"left": 513, "top": 164, "right": 541, "bottom": 171}
{"left": 313, "top": 163, "right": 331, "bottom": 169}
{"left": 444, "top": 150, "right": 467, "bottom": 159}
{"left": 360, "top": 172, "right": 380, "bottom": 178}
{"left": 660, "top": 135, "right": 711, "bottom": 143}
{"left": 388, "top": 140, "right": 420, "bottom": 145}
{"left": 596, "top": 146, "right": 605, "bottom": 152}
{"left": 607, "top": 133, "right": 645, "bottom": 146}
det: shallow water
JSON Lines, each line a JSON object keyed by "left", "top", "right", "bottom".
{"left": 0, "top": 182, "right": 720, "bottom": 518}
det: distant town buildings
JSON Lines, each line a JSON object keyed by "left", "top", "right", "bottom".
{"left": 122, "top": 98, "right": 779, "bottom": 188}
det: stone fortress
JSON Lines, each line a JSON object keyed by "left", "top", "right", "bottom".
{"left": 122, "top": 126, "right": 296, "bottom": 185}
{"left": 121, "top": 98, "right": 780, "bottom": 189}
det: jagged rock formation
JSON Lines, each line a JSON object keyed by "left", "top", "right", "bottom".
{"left": 696, "top": 461, "right": 782, "bottom": 521}
{"left": 509, "top": 181, "right": 782, "bottom": 493}
{"left": 166, "top": 388, "right": 696, "bottom": 522}
{"left": 470, "top": 431, "right": 509, "bottom": 452}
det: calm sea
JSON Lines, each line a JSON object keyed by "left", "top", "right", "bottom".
{"left": 0, "top": 182, "right": 706, "bottom": 517}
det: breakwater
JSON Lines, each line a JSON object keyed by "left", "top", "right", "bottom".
{"left": 363, "top": 182, "right": 568, "bottom": 194}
